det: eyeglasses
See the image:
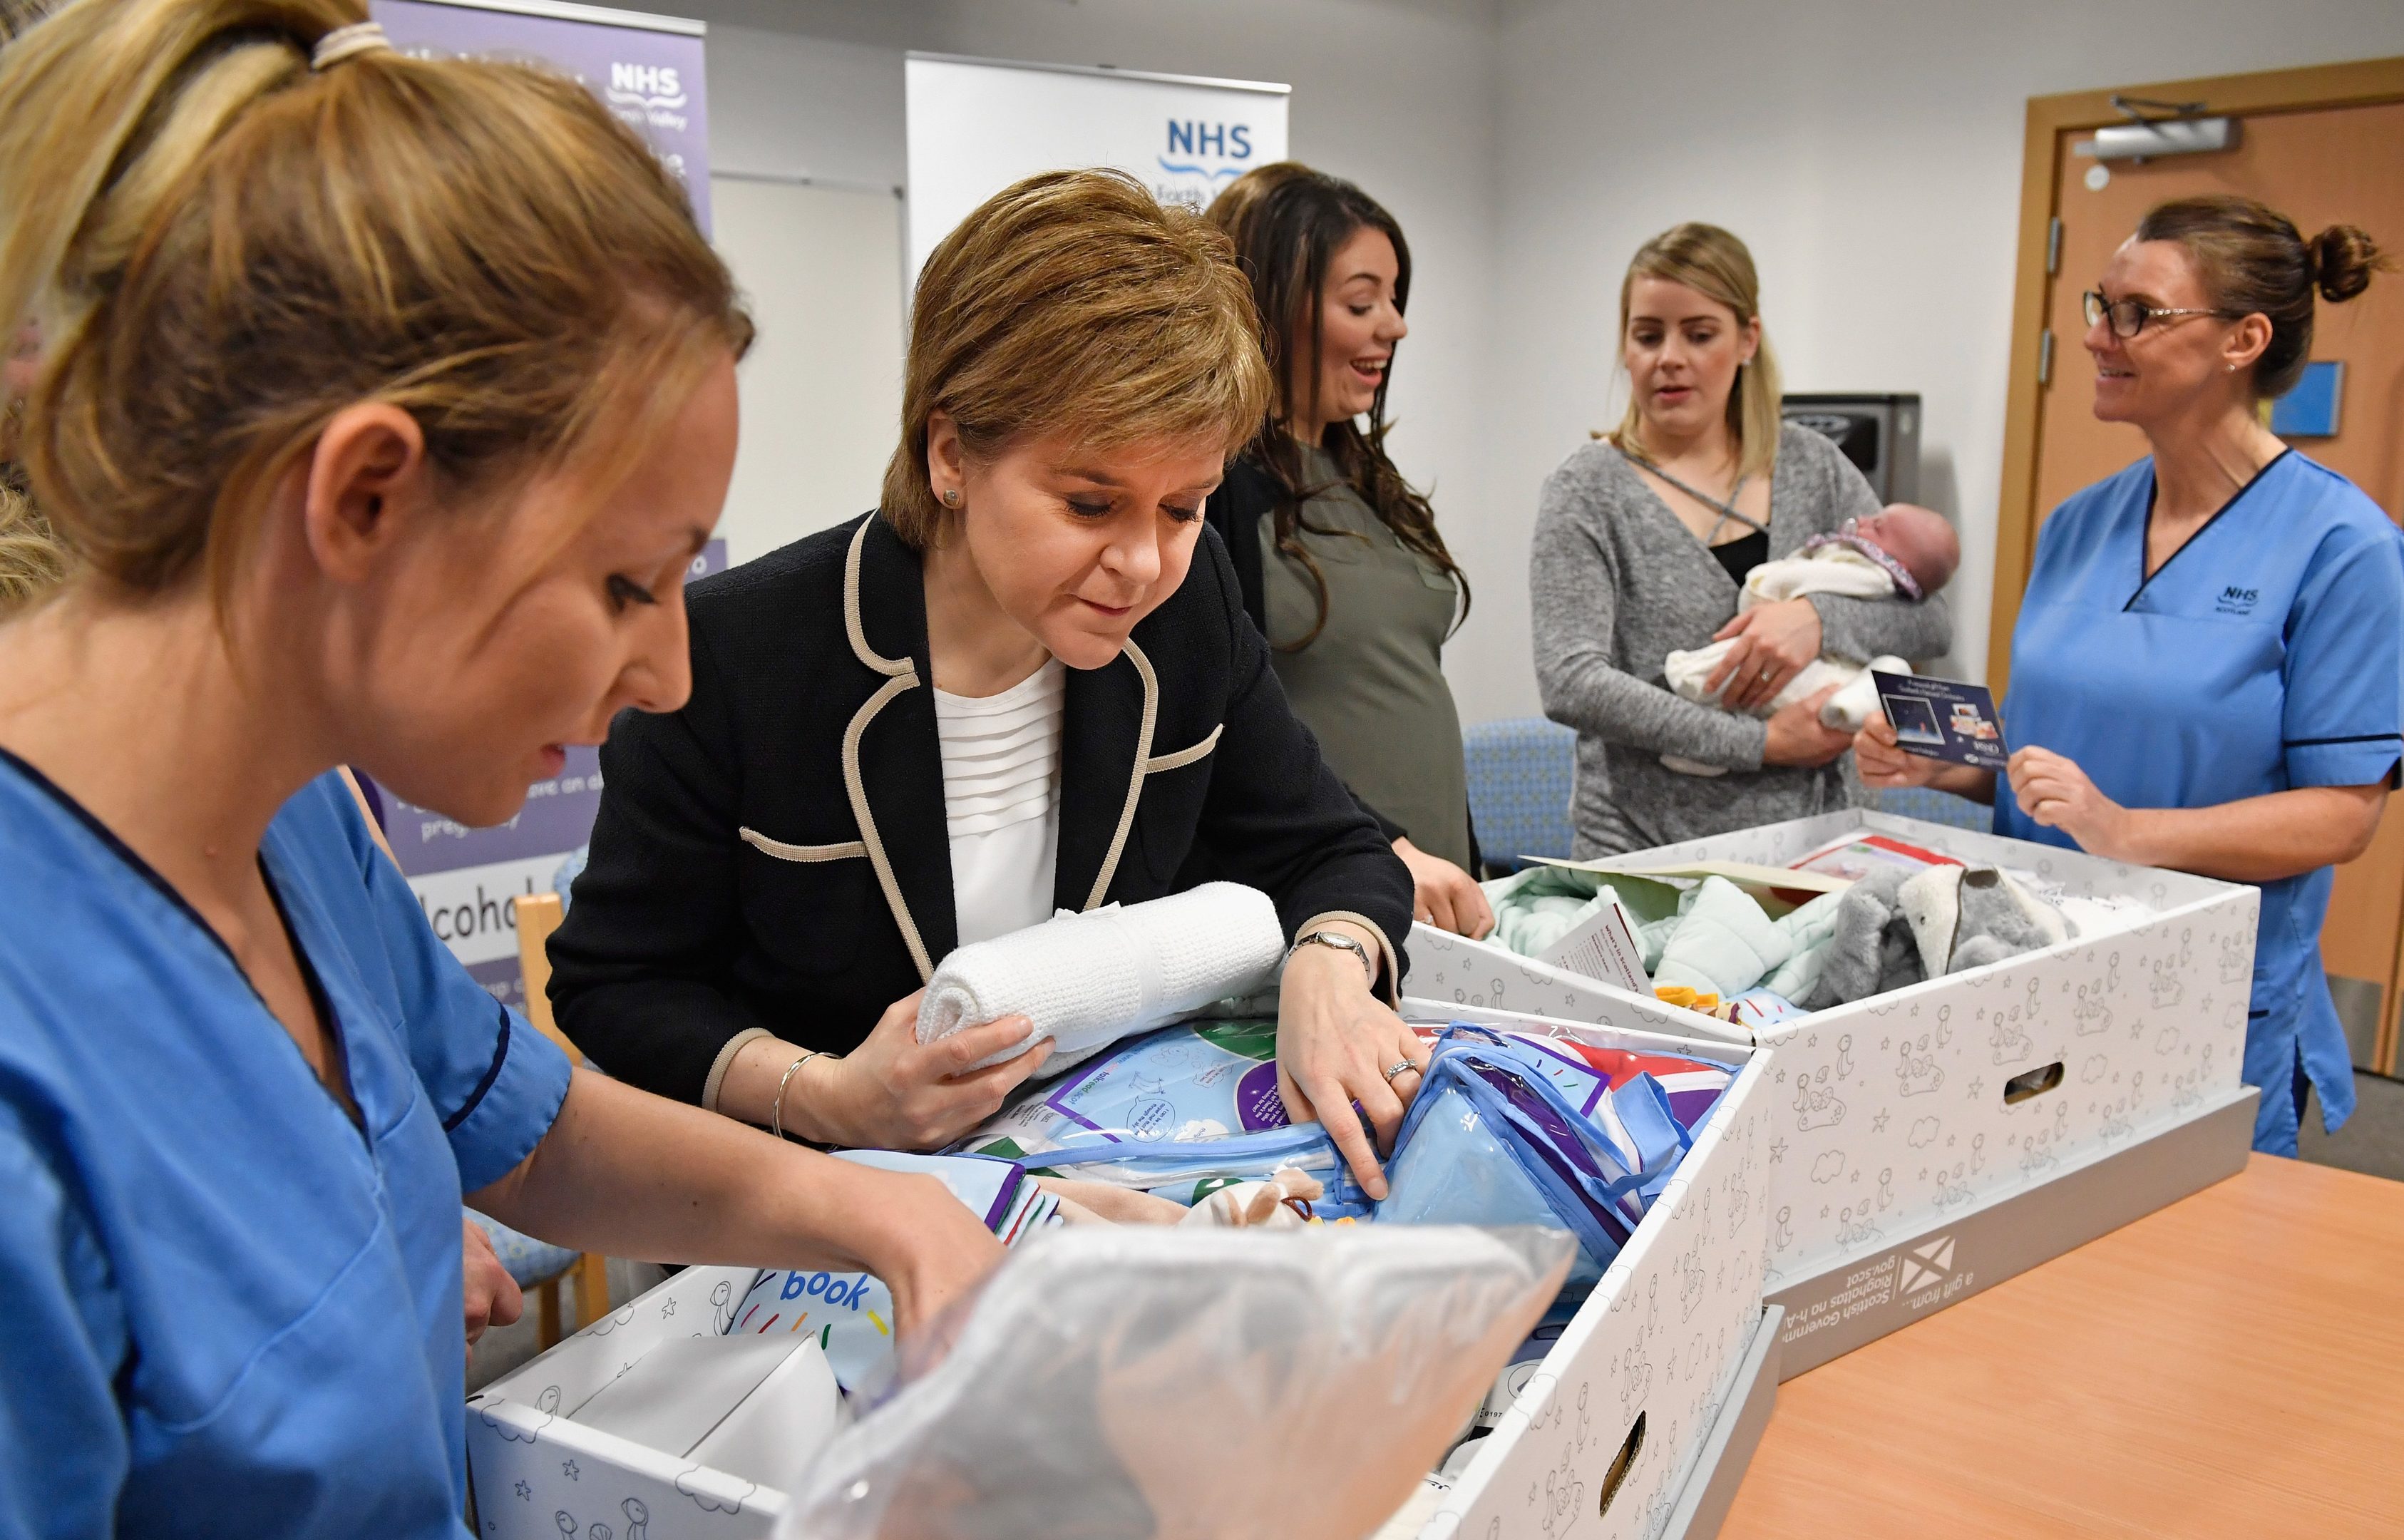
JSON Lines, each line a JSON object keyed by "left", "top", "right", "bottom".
{"left": 2080, "top": 290, "right": 2241, "bottom": 339}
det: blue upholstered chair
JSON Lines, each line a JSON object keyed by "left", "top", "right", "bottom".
{"left": 1462, "top": 717, "right": 1579, "bottom": 874}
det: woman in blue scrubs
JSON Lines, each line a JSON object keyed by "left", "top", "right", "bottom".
{"left": 1859, "top": 195, "right": 2397, "bottom": 1156}
{"left": 0, "top": 6, "right": 1000, "bottom": 1534}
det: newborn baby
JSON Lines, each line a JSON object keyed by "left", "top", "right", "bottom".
{"left": 1662, "top": 505, "right": 1958, "bottom": 776}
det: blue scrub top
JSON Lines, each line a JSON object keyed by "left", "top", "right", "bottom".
{"left": 2000, "top": 451, "right": 2404, "bottom": 1156}
{"left": 0, "top": 756, "right": 573, "bottom": 1537}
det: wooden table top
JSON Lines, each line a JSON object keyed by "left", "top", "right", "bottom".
{"left": 1719, "top": 1155, "right": 2404, "bottom": 1539}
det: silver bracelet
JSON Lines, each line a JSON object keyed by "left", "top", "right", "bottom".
{"left": 770, "top": 1049, "right": 834, "bottom": 1143}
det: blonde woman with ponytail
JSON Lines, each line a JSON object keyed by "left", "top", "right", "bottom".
{"left": 0, "top": 2, "right": 999, "bottom": 1527}
{"left": 1531, "top": 223, "right": 1953, "bottom": 855}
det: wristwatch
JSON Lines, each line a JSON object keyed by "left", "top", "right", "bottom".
{"left": 1284, "top": 929, "right": 1376, "bottom": 987}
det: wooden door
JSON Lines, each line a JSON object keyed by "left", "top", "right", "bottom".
{"left": 2025, "top": 93, "right": 2404, "bottom": 1071}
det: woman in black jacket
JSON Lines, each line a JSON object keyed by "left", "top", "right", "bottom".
{"left": 548, "top": 170, "right": 1419, "bottom": 1196}
{"left": 1205, "top": 165, "right": 1491, "bottom": 938}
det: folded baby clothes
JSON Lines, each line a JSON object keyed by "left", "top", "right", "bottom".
{"left": 1651, "top": 876, "right": 1794, "bottom": 997}
{"left": 917, "top": 881, "right": 1286, "bottom": 1072}
{"left": 1481, "top": 865, "right": 1683, "bottom": 959}
{"left": 1759, "top": 888, "right": 1845, "bottom": 1002}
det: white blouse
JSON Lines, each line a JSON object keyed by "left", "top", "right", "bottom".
{"left": 933, "top": 657, "right": 1066, "bottom": 946}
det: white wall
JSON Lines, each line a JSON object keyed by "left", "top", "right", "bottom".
{"left": 1485, "top": 0, "right": 2404, "bottom": 709}
{"left": 709, "top": 176, "right": 905, "bottom": 562}
{"left": 677, "top": 0, "right": 1507, "bottom": 676}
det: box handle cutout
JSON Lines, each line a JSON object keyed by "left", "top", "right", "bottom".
{"left": 1598, "top": 1410, "right": 1645, "bottom": 1517}
{"left": 2003, "top": 1061, "right": 2064, "bottom": 1104}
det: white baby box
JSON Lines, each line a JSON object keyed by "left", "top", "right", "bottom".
{"left": 468, "top": 1265, "right": 813, "bottom": 1540}
{"left": 1387, "top": 1000, "right": 1776, "bottom": 1540}
{"left": 1406, "top": 808, "right": 2260, "bottom": 1377}
{"left": 469, "top": 1009, "right": 1773, "bottom": 1540}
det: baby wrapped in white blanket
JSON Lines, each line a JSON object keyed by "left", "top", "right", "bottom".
{"left": 1661, "top": 505, "right": 1958, "bottom": 776}
{"left": 916, "top": 881, "right": 1287, "bottom": 1072}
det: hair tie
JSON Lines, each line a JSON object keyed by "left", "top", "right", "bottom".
{"left": 311, "top": 21, "right": 392, "bottom": 71}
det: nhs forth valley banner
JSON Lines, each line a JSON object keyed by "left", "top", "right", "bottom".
{"left": 904, "top": 53, "right": 1290, "bottom": 284}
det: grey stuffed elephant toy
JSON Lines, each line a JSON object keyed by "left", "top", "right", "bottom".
{"left": 1807, "top": 864, "right": 2075, "bottom": 1008}
{"left": 1805, "top": 867, "right": 1923, "bottom": 1007}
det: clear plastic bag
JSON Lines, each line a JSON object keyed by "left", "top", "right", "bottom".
{"left": 776, "top": 1223, "right": 1573, "bottom": 1540}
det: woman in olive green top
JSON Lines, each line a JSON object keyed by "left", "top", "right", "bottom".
{"left": 1207, "top": 165, "right": 1489, "bottom": 937}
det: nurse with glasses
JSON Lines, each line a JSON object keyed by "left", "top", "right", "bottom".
{"left": 1856, "top": 194, "right": 2399, "bottom": 1156}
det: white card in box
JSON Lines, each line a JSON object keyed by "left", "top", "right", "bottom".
{"left": 1406, "top": 808, "right": 2259, "bottom": 1374}
{"left": 1387, "top": 1000, "right": 1774, "bottom": 1540}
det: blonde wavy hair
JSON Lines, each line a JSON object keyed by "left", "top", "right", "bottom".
{"left": 1605, "top": 222, "right": 1784, "bottom": 482}
{"left": 881, "top": 169, "right": 1269, "bottom": 549}
{"left": 0, "top": 0, "right": 751, "bottom": 607}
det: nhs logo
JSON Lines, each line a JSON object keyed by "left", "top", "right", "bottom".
{"left": 1164, "top": 120, "right": 1255, "bottom": 168}
{"left": 1155, "top": 118, "right": 1259, "bottom": 210}
{"left": 607, "top": 62, "right": 685, "bottom": 107}
{"left": 603, "top": 61, "right": 691, "bottom": 133}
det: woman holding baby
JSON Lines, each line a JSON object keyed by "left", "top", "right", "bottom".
{"left": 1532, "top": 223, "right": 1955, "bottom": 856}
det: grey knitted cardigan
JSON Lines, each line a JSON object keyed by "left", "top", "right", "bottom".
{"left": 1531, "top": 423, "right": 1954, "bottom": 857}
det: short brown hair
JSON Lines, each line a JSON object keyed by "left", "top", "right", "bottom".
{"left": 0, "top": 0, "right": 751, "bottom": 600}
{"left": 2135, "top": 195, "right": 2388, "bottom": 399}
{"left": 880, "top": 169, "right": 1269, "bottom": 549}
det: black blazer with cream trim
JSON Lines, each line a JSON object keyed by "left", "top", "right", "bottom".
{"left": 547, "top": 512, "right": 1414, "bottom": 1110}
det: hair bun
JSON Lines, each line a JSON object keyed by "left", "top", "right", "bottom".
{"left": 2310, "top": 224, "right": 2387, "bottom": 303}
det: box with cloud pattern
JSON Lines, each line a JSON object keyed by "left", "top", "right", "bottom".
{"left": 1404, "top": 808, "right": 2257, "bottom": 1365}
{"left": 468, "top": 1265, "right": 787, "bottom": 1539}
{"left": 1388, "top": 1002, "right": 1773, "bottom": 1540}
{"left": 468, "top": 1007, "right": 1773, "bottom": 1540}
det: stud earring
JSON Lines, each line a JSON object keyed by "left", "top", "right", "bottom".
{"left": 940, "top": 488, "right": 961, "bottom": 508}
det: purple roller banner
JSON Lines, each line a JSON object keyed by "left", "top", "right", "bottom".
{"left": 356, "top": 0, "right": 716, "bottom": 1007}
{"left": 372, "top": 0, "right": 712, "bottom": 232}
{"left": 375, "top": 538, "right": 727, "bottom": 1008}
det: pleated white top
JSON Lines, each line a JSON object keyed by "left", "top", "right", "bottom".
{"left": 933, "top": 657, "right": 1066, "bottom": 945}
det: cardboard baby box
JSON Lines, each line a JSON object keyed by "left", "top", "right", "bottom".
{"left": 1384, "top": 1000, "right": 1777, "bottom": 1540}
{"left": 468, "top": 1264, "right": 818, "bottom": 1539}
{"left": 1411, "top": 808, "right": 2259, "bottom": 1377}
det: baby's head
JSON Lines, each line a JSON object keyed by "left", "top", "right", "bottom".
{"left": 1849, "top": 504, "right": 1958, "bottom": 596}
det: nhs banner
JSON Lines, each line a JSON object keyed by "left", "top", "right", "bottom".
{"left": 357, "top": 0, "right": 715, "bottom": 1007}
{"left": 373, "top": 0, "right": 712, "bottom": 232}
{"left": 904, "top": 53, "right": 1289, "bottom": 283}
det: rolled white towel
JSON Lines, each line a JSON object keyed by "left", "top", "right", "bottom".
{"left": 915, "top": 882, "right": 1288, "bottom": 1072}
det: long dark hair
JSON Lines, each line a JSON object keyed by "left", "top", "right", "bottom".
{"left": 1209, "top": 164, "right": 1467, "bottom": 650}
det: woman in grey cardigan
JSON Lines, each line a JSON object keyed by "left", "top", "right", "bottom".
{"left": 1534, "top": 225, "right": 1951, "bottom": 855}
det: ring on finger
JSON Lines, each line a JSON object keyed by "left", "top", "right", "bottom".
{"left": 1382, "top": 1057, "right": 1420, "bottom": 1083}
